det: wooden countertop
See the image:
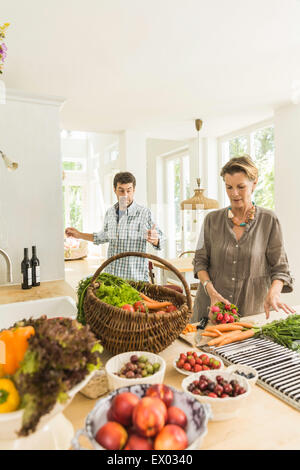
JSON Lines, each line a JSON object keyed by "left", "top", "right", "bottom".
{"left": 0, "top": 280, "right": 77, "bottom": 304}
{"left": 152, "top": 257, "right": 193, "bottom": 273}
{"left": 1, "top": 281, "right": 299, "bottom": 450}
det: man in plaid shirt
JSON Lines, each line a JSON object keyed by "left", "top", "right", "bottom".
{"left": 65, "top": 172, "right": 164, "bottom": 281}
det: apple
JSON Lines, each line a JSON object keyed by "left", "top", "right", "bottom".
{"left": 95, "top": 421, "right": 128, "bottom": 450}
{"left": 145, "top": 384, "right": 174, "bottom": 408}
{"left": 154, "top": 424, "right": 188, "bottom": 450}
{"left": 124, "top": 434, "right": 154, "bottom": 450}
{"left": 132, "top": 397, "right": 167, "bottom": 437}
{"left": 133, "top": 301, "right": 146, "bottom": 312}
{"left": 122, "top": 304, "right": 135, "bottom": 313}
{"left": 165, "top": 305, "right": 177, "bottom": 312}
{"left": 107, "top": 406, "right": 116, "bottom": 421}
{"left": 111, "top": 392, "right": 140, "bottom": 426}
{"left": 166, "top": 406, "right": 187, "bottom": 429}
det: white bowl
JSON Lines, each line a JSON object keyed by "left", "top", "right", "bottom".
{"left": 173, "top": 350, "right": 224, "bottom": 376}
{"left": 105, "top": 351, "right": 166, "bottom": 390}
{"left": 226, "top": 364, "right": 258, "bottom": 386}
{"left": 0, "top": 371, "right": 95, "bottom": 441}
{"left": 71, "top": 384, "right": 211, "bottom": 450}
{"left": 182, "top": 370, "right": 251, "bottom": 421}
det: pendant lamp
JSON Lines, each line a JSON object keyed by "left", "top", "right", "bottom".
{"left": 180, "top": 119, "right": 219, "bottom": 210}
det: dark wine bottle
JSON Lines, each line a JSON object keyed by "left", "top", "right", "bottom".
{"left": 31, "top": 245, "right": 40, "bottom": 287}
{"left": 21, "top": 248, "right": 32, "bottom": 289}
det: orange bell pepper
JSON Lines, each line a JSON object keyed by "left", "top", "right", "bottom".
{"left": 0, "top": 326, "right": 35, "bottom": 377}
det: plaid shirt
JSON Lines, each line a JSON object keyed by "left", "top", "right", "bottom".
{"left": 93, "top": 201, "right": 164, "bottom": 281}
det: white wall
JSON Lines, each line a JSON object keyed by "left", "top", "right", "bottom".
{"left": 274, "top": 103, "right": 300, "bottom": 305}
{"left": 0, "top": 90, "right": 65, "bottom": 285}
{"left": 119, "top": 130, "right": 147, "bottom": 206}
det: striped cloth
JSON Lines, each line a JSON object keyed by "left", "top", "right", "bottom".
{"left": 93, "top": 201, "right": 164, "bottom": 281}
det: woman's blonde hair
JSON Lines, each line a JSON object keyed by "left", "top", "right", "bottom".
{"left": 220, "top": 155, "right": 258, "bottom": 181}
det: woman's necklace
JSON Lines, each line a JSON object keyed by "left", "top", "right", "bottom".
{"left": 228, "top": 202, "right": 256, "bottom": 227}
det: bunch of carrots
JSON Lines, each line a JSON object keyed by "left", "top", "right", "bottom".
{"left": 201, "top": 321, "right": 256, "bottom": 347}
{"left": 139, "top": 293, "right": 177, "bottom": 312}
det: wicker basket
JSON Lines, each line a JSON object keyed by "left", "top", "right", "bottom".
{"left": 83, "top": 252, "right": 192, "bottom": 354}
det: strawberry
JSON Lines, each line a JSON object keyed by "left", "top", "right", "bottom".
{"left": 183, "top": 363, "right": 192, "bottom": 371}
{"left": 194, "top": 364, "right": 202, "bottom": 372}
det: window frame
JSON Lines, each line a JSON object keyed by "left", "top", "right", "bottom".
{"left": 218, "top": 118, "right": 274, "bottom": 208}
{"left": 157, "top": 146, "right": 190, "bottom": 258}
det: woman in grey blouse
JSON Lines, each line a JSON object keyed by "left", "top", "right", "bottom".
{"left": 192, "top": 155, "right": 295, "bottom": 321}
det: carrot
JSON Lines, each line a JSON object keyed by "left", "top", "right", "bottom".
{"left": 205, "top": 324, "right": 243, "bottom": 332}
{"left": 140, "top": 292, "right": 156, "bottom": 303}
{"left": 201, "top": 331, "right": 219, "bottom": 338}
{"left": 218, "top": 329, "right": 255, "bottom": 346}
{"left": 145, "top": 300, "right": 173, "bottom": 310}
{"left": 207, "top": 330, "right": 243, "bottom": 346}
{"left": 233, "top": 322, "right": 255, "bottom": 328}
{"left": 214, "top": 329, "right": 222, "bottom": 336}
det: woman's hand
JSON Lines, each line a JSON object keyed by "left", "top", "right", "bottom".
{"left": 264, "top": 281, "right": 296, "bottom": 319}
{"left": 206, "top": 283, "right": 231, "bottom": 321}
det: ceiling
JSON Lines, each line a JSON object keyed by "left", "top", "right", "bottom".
{"left": 1, "top": 0, "right": 300, "bottom": 139}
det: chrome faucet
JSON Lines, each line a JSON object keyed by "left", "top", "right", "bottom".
{"left": 0, "top": 248, "right": 13, "bottom": 283}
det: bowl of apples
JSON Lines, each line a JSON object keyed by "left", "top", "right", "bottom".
{"left": 173, "top": 350, "right": 224, "bottom": 376}
{"left": 71, "top": 383, "right": 211, "bottom": 451}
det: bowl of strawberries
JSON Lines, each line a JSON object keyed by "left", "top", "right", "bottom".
{"left": 173, "top": 350, "right": 224, "bottom": 376}
{"left": 211, "top": 302, "right": 240, "bottom": 324}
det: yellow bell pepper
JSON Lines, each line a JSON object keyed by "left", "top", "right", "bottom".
{"left": 0, "top": 378, "right": 20, "bottom": 413}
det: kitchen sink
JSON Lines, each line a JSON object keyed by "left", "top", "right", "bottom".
{"left": 0, "top": 296, "right": 77, "bottom": 329}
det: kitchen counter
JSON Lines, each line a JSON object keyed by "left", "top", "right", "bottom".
{"left": 65, "top": 309, "right": 300, "bottom": 450}
{"left": 1, "top": 281, "right": 299, "bottom": 450}
{"left": 0, "top": 280, "right": 76, "bottom": 304}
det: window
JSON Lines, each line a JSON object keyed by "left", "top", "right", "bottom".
{"left": 104, "top": 144, "right": 119, "bottom": 164}
{"left": 220, "top": 123, "right": 274, "bottom": 210}
{"left": 63, "top": 185, "right": 84, "bottom": 231}
{"left": 61, "top": 132, "right": 88, "bottom": 233}
{"left": 161, "top": 150, "right": 190, "bottom": 258}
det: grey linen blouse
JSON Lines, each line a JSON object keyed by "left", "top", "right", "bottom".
{"left": 192, "top": 206, "right": 293, "bottom": 321}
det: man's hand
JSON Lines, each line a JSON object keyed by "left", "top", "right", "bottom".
{"left": 147, "top": 224, "right": 159, "bottom": 246}
{"left": 65, "top": 227, "right": 81, "bottom": 239}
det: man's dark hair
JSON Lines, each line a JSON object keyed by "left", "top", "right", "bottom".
{"left": 113, "top": 172, "right": 136, "bottom": 189}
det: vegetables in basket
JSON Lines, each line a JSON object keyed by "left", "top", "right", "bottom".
{"left": 77, "top": 273, "right": 142, "bottom": 324}
{"left": 10, "top": 316, "right": 103, "bottom": 436}
{"left": 76, "top": 273, "right": 176, "bottom": 324}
